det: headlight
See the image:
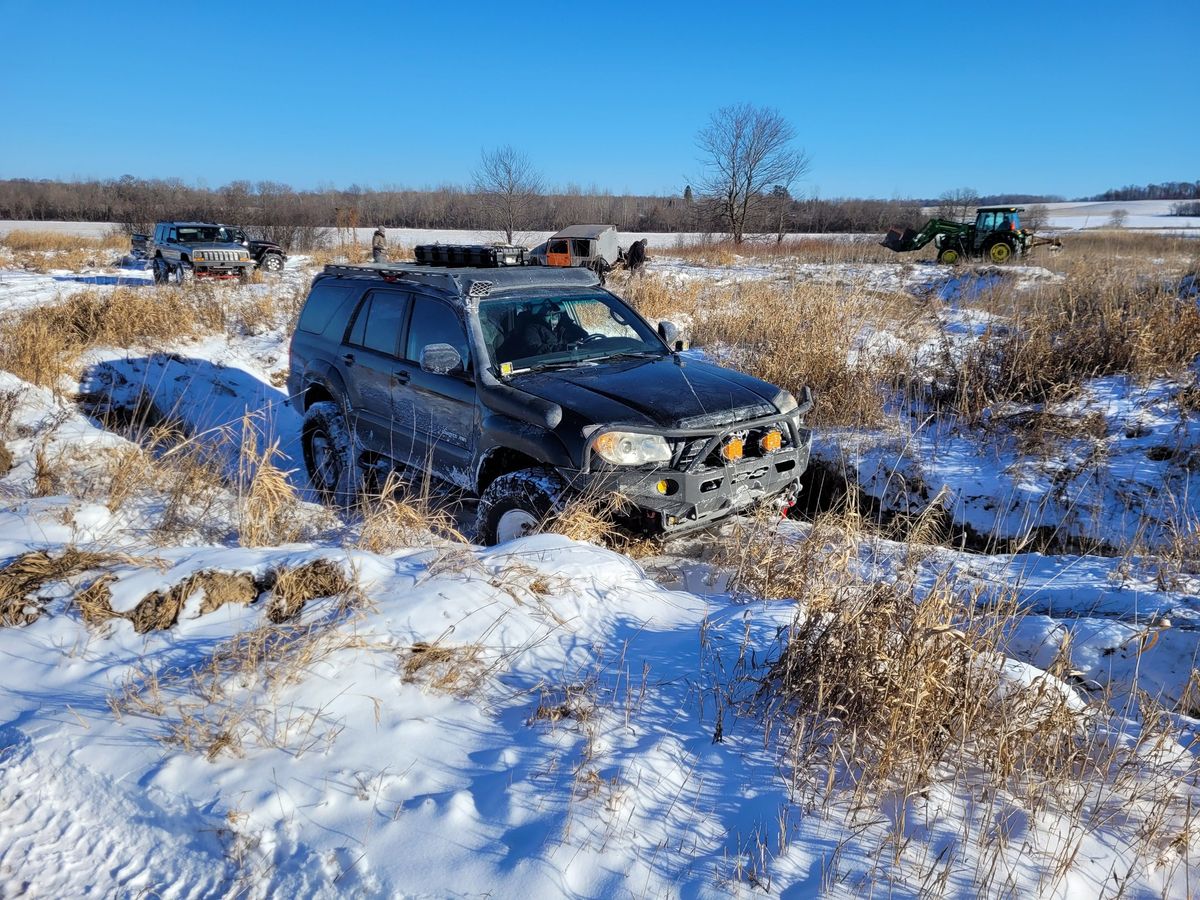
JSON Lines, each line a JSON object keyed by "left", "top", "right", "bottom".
{"left": 773, "top": 390, "right": 798, "bottom": 415}
{"left": 593, "top": 431, "right": 672, "bottom": 466}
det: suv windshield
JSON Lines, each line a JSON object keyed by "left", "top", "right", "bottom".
{"left": 482, "top": 293, "right": 666, "bottom": 374}
{"left": 176, "top": 226, "right": 236, "bottom": 243}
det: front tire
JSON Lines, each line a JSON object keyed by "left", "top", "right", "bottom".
{"left": 937, "top": 246, "right": 962, "bottom": 264}
{"left": 476, "top": 467, "right": 567, "bottom": 545}
{"left": 261, "top": 253, "right": 284, "bottom": 274}
{"left": 176, "top": 262, "right": 193, "bottom": 285}
{"left": 152, "top": 258, "right": 169, "bottom": 284}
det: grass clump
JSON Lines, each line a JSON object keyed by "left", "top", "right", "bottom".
{"left": 0, "top": 548, "right": 123, "bottom": 626}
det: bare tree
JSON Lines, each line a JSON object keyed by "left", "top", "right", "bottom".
{"left": 472, "top": 145, "right": 544, "bottom": 244}
{"left": 1025, "top": 203, "right": 1049, "bottom": 231}
{"left": 936, "top": 187, "right": 980, "bottom": 223}
{"left": 695, "top": 104, "right": 810, "bottom": 244}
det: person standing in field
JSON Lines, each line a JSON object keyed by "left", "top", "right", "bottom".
{"left": 626, "top": 238, "right": 647, "bottom": 276}
{"left": 372, "top": 226, "right": 387, "bottom": 263}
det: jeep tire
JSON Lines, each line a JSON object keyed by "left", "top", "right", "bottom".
{"left": 301, "top": 401, "right": 358, "bottom": 504}
{"left": 476, "top": 467, "right": 567, "bottom": 545}
{"left": 152, "top": 258, "right": 169, "bottom": 284}
{"left": 261, "top": 253, "right": 284, "bottom": 274}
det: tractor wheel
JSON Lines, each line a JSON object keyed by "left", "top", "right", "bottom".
{"left": 937, "top": 246, "right": 961, "bottom": 265}
{"left": 985, "top": 239, "right": 1014, "bottom": 264}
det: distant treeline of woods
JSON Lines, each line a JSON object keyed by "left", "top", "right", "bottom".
{"left": 1, "top": 176, "right": 1195, "bottom": 252}
{"left": 0, "top": 177, "right": 931, "bottom": 251}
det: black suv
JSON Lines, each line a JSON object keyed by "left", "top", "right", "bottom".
{"left": 287, "top": 262, "right": 813, "bottom": 544}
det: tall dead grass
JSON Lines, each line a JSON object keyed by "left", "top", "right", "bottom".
{"left": 622, "top": 274, "right": 911, "bottom": 427}
{"left": 0, "top": 287, "right": 223, "bottom": 388}
{"left": 934, "top": 260, "right": 1200, "bottom": 421}
{"left": 711, "top": 517, "right": 1200, "bottom": 893}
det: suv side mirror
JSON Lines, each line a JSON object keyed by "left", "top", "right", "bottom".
{"left": 420, "top": 343, "right": 463, "bottom": 375}
{"left": 658, "top": 321, "right": 680, "bottom": 348}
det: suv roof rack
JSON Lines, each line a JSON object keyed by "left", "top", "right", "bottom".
{"left": 322, "top": 263, "right": 459, "bottom": 286}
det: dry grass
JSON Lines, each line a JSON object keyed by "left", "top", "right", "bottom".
{"left": 0, "top": 229, "right": 127, "bottom": 253}
{"left": 0, "top": 287, "right": 223, "bottom": 388}
{"left": 237, "top": 418, "right": 304, "bottom": 548}
{"left": 0, "top": 229, "right": 128, "bottom": 273}
{"left": 619, "top": 274, "right": 911, "bottom": 427}
{"left": 708, "top": 518, "right": 1200, "bottom": 893}
{"left": 354, "top": 470, "right": 465, "bottom": 552}
{"left": 932, "top": 260, "right": 1200, "bottom": 422}
{"left": 267, "top": 558, "right": 353, "bottom": 623}
{"left": 658, "top": 235, "right": 901, "bottom": 267}
{"left": 399, "top": 641, "right": 488, "bottom": 696}
{"left": 0, "top": 548, "right": 125, "bottom": 626}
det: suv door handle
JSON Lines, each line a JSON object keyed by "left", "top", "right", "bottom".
{"left": 341, "top": 353, "right": 355, "bottom": 366}
{"left": 392, "top": 369, "right": 410, "bottom": 385}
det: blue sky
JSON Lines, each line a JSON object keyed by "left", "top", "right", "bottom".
{"left": 1, "top": 0, "right": 1195, "bottom": 200}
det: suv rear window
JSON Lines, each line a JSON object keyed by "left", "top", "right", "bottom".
{"left": 297, "top": 282, "right": 356, "bottom": 336}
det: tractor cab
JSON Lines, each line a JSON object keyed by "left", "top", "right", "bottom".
{"left": 974, "top": 206, "right": 1022, "bottom": 239}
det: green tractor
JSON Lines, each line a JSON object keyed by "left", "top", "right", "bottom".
{"left": 881, "top": 205, "right": 1061, "bottom": 264}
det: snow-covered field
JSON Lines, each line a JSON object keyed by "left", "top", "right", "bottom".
{"left": 2, "top": 234, "right": 1200, "bottom": 897}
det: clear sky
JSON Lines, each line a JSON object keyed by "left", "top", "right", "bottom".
{"left": 1, "top": 0, "right": 1195, "bottom": 200}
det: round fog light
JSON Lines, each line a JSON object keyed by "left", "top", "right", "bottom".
{"left": 655, "top": 479, "right": 677, "bottom": 496}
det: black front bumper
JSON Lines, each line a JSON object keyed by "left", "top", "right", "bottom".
{"left": 568, "top": 405, "right": 813, "bottom": 534}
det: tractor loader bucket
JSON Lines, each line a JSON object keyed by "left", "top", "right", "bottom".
{"left": 881, "top": 226, "right": 917, "bottom": 252}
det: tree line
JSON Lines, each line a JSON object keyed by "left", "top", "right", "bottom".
{"left": 0, "top": 175, "right": 924, "bottom": 249}
{"left": 1081, "top": 181, "right": 1200, "bottom": 202}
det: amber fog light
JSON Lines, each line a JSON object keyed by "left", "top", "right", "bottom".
{"left": 720, "top": 437, "right": 745, "bottom": 462}
{"left": 759, "top": 430, "right": 783, "bottom": 453}
{"left": 655, "top": 479, "right": 678, "bottom": 496}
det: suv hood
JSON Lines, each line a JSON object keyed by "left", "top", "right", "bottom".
{"left": 512, "top": 356, "right": 779, "bottom": 429}
{"left": 185, "top": 241, "right": 246, "bottom": 250}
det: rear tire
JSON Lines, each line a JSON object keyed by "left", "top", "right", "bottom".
{"left": 476, "top": 467, "right": 567, "bottom": 545}
{"left": 301, "top": 401, "right": 360, "bottom": 504}
{"left": 984, "top": 238, "right": 1014, "bottom": 264}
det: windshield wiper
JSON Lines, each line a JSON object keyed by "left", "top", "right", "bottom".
{"left": 583, "top": 350, "right": 665, "bottom": 364}
{"left": 505, "top": 358, "right": 599, "bottom": 376}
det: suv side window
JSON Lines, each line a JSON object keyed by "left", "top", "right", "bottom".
{"left": 346, "top": 290, "right": 410, "bottom": 357}
{"left": 405, "top": 297, "right": 469, "bottom": 371}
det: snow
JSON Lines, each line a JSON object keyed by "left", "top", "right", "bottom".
{"left": 1, "top": 234, "right": 1199, "bottom": 897}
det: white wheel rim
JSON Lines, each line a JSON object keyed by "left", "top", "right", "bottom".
{"left": 496, "top": 509, "right": 539, "bottom": 543}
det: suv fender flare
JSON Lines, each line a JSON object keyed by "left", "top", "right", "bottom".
{"left": 477, "top": 415, "right": 573, "bottom": 486}
{"left": 301, "top": 361, "right": 350, "bottom": 411}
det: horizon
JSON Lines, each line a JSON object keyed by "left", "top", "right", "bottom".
{"left": 2, "top": 1, "right": 1195, "bottom": 199}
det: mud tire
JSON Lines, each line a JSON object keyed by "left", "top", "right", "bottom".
{"left": 261, "top": 253, "right": 284, "bottom": 274}
{"left": 301, "top": 401, "right": 360, "bottom": 504}
{"left": 475, "top": 467, "right": 567, "bottom": 545}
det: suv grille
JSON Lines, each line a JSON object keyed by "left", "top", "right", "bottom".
{"left": 198, "top": 250, "right": 244, "bottom": 262}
